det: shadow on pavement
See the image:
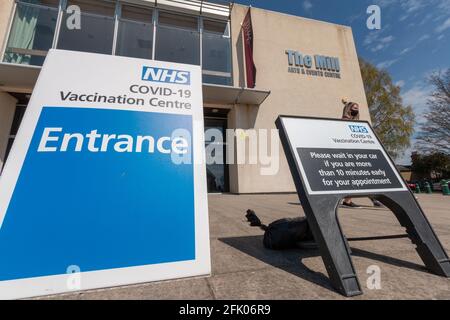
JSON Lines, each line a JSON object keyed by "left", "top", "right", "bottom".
{"left": 220, "top": 235, "right": 431, "bottom": 294}
{"left": 350, "top": 247, "right": 429, "bottom": 273}
{"left": 219, "top": 235, "right": 334, "bottom": 293}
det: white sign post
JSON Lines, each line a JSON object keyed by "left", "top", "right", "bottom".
{"left": 0, "top": 49, "right": 210, "bottom": 299}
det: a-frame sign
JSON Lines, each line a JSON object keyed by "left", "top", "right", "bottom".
{"left": 276, "top": 115, "right": 450, "bottom": 297}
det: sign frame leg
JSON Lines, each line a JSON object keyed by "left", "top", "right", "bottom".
{"left": 376, "top": 192, "right": 450, "bottom": 277}
{"left": 276, "top": 117, "right": 362, "bottom": 296}
{"left": 303, "top": 195, "right": 363, "bottom": 297}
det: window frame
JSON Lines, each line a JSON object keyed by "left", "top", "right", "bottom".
{"left": 56, "top": 0, "right": 117, "bottom": 55}
{"left": 115, "top": 4, "right": 154, "bottom": 59}
{"left": 3, "top": 103, "right": 28, "bottom": 170}
{"left": 157, "top": 9, "right": 199, "bottom": 31}
{"left": 1, "top": 0, "right": 61, "bottom": 65}
{"left": 154, "top": 8, "right": 202, "bottom": 66}
{"left": 200, "top": 16, "right": 232, "bottom": 84}
{"left": 1, "top": 0, "right": 233, "bottom": 86}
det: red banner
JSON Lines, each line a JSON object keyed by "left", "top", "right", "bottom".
{"left": 242, "top": 8, "right": 256, "bottom": 88}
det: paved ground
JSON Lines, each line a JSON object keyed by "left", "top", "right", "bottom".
{"left": 39, "top": 193, "right": 450, "bottom": 300}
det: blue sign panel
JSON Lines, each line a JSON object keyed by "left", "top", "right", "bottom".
{"left": 0, "top": 107, "right": 195, "bottom": 281}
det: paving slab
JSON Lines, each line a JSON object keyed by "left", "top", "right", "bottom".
{"left": 32, "top": 193, "right": 450, "bottom": 300}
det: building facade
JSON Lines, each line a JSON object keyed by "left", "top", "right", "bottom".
{"left": 0, "top": 0, "right": 369, "bottom": 193}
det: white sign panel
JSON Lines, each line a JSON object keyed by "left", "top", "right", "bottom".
{"left": 278, "top": 116, "right": 407, "bottom": 195}
{"left": 0, "top": 50, "right": 210, "bottom": 299}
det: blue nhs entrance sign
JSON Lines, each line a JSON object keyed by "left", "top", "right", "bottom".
{"left": 0, "top": 50, "right": 210, "bottom": 299}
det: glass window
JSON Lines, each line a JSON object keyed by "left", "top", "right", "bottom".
{"left": 20, "top": 0, "right": 59, "bottom": 7}
{"left": 204, "top": 118, "right": 228, "bottom": 193}
{"left": 116, "top": 5, "right": 153, "bottom": 59}
{"left": 3, "top": 1, "right": 58, "bottom": 66}
{"left": 9, "top": 105, "right": 27, "bottom": 136}
{"left": 66, "top": 0, "right": 115, "bottom": 15}
{"left": 4, "top": 104, "right": 27, "bottom": 166}
{"left": 202, "top": 74, "right": 232, "bottom": 86}
{"left": 155, "top": 12, "right": 200, "bottom": 65}
{"left": 203, "top": 19, "right": 228, "bottom": 34}
{"left": 5, "top": 138, "right": 15, "bottom": 162}
{"left": 202, "top": 19, "right": 231, "bottom": 86}
{"left": 158, "top": 11, "right": 197, "bottom": 29}
{"left": 57, "top": 0, "right": 115, "bottom": 55}
{"left": 121, "top": 4, "right": 152, "bottom": 23}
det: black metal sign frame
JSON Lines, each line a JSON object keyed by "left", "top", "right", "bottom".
{"left": 276, "top": 115, "right": 450, "bottom": 297}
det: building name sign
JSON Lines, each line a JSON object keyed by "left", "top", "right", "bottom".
{"left": 285, "top": 50, "right": 341, "bottom": 79}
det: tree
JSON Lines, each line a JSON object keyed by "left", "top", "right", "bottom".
{"left": 359, "top": 59, "right": 415, "bottom": 160}
{"left": 415, "top": 69, "right": 450, "bottom": 154}
{"left": 411, "top": 151, "right": 450, "bottom": 180}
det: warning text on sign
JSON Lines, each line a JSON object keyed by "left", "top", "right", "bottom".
{"left": 296, "top": 148, "right": 403, "bottom": 192}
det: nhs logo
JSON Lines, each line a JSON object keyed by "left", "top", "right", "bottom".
{"left": 142, "top": 66, "right": 190, "bottom": 85}
{"left": 349, "top": 125, "right": 369, "bottom": 133}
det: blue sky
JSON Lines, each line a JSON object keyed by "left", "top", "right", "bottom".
{"left": 236, "top": 0, "right": 450, "bottom": 164}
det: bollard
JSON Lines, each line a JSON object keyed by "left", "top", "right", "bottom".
{"left": 424, "top": 182, "right": 432, "bottom": 194}
{"left": 415, "top": 183, "right": 421, "bottom": 194}
{"left": 442, "top": 180, "right": 450, "bottom": 196}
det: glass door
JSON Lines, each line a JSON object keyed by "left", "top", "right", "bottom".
{"left": 204, "top": 117, "right": 228, "bottom": 193}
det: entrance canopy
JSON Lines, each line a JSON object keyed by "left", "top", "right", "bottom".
{"left": 0, "top": 63, "right": 40, "bottom": 93}
{"left": 0, "top": 63, "right": 271, "bottom": 106}
{"left": 203, "top": 83, "right": 270, "bottom": 105}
